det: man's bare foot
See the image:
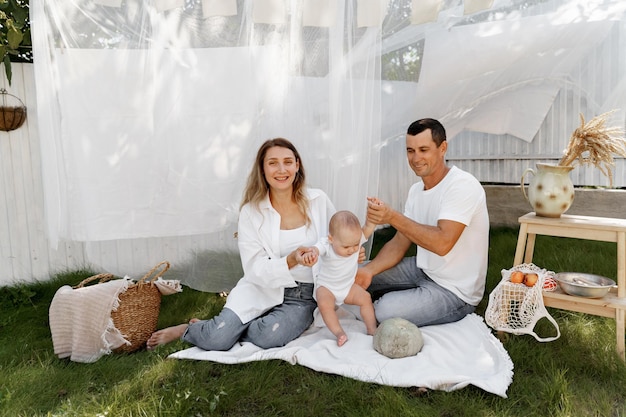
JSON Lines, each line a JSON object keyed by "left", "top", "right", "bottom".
{"left": 336, "top": 333, "right": 348, "bottom": 347}
{"left": 146, "top": 323, "right": 189, "bottom": 350}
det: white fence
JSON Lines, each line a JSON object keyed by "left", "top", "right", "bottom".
{"left": 1, "top": 61, "right": 625, "bottom": 286}
{"left": 1, "top": 64, "right": 86, "bottom": 285}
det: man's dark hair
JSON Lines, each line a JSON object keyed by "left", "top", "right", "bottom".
{"left": 407, "top": 118, "right": 447, "bottom": 146}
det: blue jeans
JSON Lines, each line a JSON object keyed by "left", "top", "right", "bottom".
{"left": 368, "top": 257, "right": 475, "bottom": 327}
{"left": 182, "top": 282, "right": 316, "bottom": 350}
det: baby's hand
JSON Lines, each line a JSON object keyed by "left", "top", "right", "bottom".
{"left": 367, "top": 196, "right": 383, "bottom": 206}
{"left": 302, "top": 251, "right": 317, "bottom": 265}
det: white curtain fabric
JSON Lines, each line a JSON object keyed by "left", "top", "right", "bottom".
{"left": 32, "top": 0, "right": 382, "bottom": 288}
{"left": 31, "top": 0, "right": 626, "bottom": 290}
{"left": 417, "top": 15, "right": 617, "bottom": 142}
{"left": 33, "top": 0, "right": 382, "bottom": 243}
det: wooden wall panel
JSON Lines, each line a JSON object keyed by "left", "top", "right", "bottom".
{"left": 0, "top": 64, "right": 87, "bottom": 286}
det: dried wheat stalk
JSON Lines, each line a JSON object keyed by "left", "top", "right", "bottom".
{"left": 558, "top": 110, "right": 626, "bottom": 186}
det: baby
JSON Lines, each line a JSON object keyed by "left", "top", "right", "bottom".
{"left": 304, "top": 210, "right": 377, "bottom": 346}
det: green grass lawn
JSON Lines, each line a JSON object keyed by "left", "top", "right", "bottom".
{"left": 1, "top": 226, "right": 625, "bottom": 416}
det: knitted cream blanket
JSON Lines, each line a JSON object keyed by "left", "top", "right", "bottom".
{"left": 49, "top": 279, "right": 130, "bottom": 363}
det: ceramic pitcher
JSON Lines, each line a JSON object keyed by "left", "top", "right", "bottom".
{"left": 521, "top": 163, "right": 575, "bottom": 217}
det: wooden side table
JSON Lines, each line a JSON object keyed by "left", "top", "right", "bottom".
{"left": 514, "top": 212, "right": 626, "bottom": 361}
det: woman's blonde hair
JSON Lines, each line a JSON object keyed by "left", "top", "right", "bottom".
{"left": 240, "top": 138, "right": 310, "bottom": 224}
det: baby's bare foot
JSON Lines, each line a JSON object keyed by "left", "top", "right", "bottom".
{"left": 146, "top": 323, "right": 188, "bottom": 350}
{"left": 337, "top": 333, "right": 348, "bottom": 347}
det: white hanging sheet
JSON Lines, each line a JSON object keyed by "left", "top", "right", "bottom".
{"left": 32, "top": 0, "right": 381, "bottom": 244}
{"left": 30, "top": 0, "right": 626, "bottom": 286}
{"left": 417, "top": 16, "right": 614, "bottom": 142}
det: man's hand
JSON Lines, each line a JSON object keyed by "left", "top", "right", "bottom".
{"left": 367, "top": 196, "right": 393, "bottom": 225}
{"left": 355, "top": 267, "right": 373, "bottom": 289}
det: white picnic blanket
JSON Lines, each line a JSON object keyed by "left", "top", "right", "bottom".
{"left": 169, "top": 308, "right": 514, "bottom": 397}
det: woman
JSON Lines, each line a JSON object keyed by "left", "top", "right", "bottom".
{"left": 147, "top": 138, "right": 336, "bottom": 350}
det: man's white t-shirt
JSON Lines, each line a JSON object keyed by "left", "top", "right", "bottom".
{"left": 404, "top": 166, "right": 489, "bottom": 305}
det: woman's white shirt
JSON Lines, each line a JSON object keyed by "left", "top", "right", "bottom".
{"left": 225, "top": 188, "right": 336, "bottom": 323}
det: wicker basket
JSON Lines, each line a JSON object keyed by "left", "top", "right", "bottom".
{"left": 74, "top": 261, "right": 170, "bottom": 353}
{"left": 0, "top": 89, "right": 27, "bottom": 131}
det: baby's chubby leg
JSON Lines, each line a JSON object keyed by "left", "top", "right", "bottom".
{"left": 345, "top": 284, "right": 377, "bottom": 335}
{"left": 316, "top": 286, "right": 348, "bottom": 346}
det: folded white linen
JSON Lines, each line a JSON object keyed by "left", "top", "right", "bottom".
{"left": 169, "top": 309, "right": 514, "bottom": 397}
{"left": 154, "top": 278, "right": 183, "bottom": 295}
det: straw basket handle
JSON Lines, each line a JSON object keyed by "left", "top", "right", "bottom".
{"left": 73, "top": 273, "right": 116, "bottom": 289}
{"left": 137, "top": 261, "right": 170, "bottom": 285}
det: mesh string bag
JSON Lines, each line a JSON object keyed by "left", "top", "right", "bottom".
{"left": 485, "top": 263, "right": 560, "bottom": 342}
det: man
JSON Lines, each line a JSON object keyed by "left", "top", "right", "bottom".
{"left": 356, "top": 118, "right": 489, "bottom": 327}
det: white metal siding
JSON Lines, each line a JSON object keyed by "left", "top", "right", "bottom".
{"left": 445, "top": 22, "right": 626, "bottom": 189}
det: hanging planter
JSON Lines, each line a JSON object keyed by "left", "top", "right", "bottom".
{"left": 0, "top": 88, "right": 27, "bottom": 131}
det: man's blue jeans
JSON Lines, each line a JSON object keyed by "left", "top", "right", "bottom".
{"left": 368, "top": 257, "right": 475, "bottom": 327}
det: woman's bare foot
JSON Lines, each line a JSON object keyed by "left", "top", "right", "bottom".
{"left": 336, "top": 332, "right": 348, "bottom": 347}
{"left": 146, "top": 323, "right": 189, "bottom": 350}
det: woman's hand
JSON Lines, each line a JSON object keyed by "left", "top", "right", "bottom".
{"left": 294, "top": 246, "right": 319, "bottom": 267}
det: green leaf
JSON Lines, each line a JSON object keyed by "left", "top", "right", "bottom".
{"left": 10, "top": 3, "right": 27, "bottom": 26}
{"left": 21, "top": 27, "right": 30, "bottom": 46}
{"left": 7, "top": 26, "right": 23, "bottom": 50}
{"left": 3, "top": 55, "right": 12, "bottom": 85}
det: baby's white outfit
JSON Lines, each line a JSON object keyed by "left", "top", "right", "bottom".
{"left": 314, "top": 234, "right": 366, "bottom": 305}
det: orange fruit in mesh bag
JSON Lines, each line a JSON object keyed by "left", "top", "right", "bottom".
{"left": 524, "top": 273, "right": 539, "bottom": 287}
{"left": 510, "top": 271, "right": 524, "bottom": 283}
